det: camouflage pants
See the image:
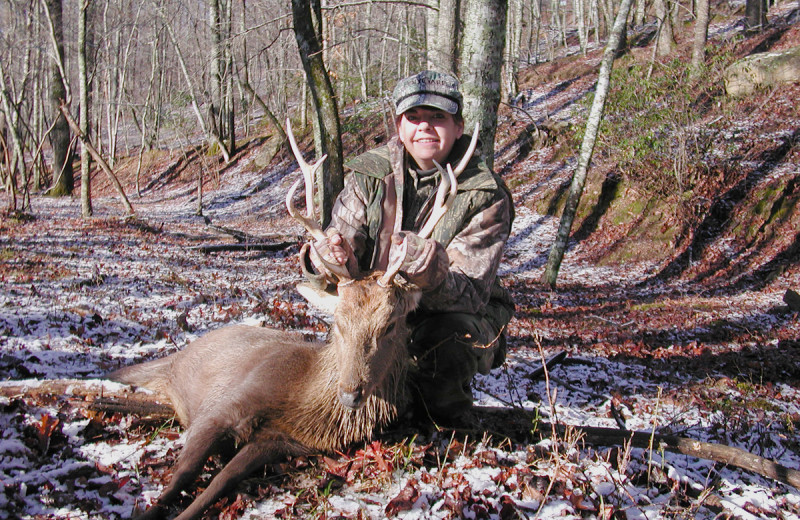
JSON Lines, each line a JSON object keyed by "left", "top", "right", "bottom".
{"left": 407, "top": 312, "right": 506, "bottom": 420}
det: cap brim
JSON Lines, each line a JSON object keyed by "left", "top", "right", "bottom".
{"left": 396, "top": 93, "right": 459, "bottom": 115}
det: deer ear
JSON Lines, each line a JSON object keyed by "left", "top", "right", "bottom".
{"left": 296, "top": 282, "right": 339, "bottom": 315}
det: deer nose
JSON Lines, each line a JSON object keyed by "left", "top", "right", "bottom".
{"left": 338, "top": 386, "right": 365, "bottom": 410}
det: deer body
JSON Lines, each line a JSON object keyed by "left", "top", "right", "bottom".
{"left": 109, "top": 276, "right": 420, "bottom": 520}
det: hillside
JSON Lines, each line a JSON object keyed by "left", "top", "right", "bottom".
{"left": 1, "top": 4, "right": 799, "bottom": 519}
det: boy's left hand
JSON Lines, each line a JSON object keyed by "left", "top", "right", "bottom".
{"left": 389, "top": 232, "right": 448, "bottom": 290}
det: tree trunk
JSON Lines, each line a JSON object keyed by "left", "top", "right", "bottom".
{"left": 459, "top": 0, "right": 508, "bottom": 171}
{"left": 745, "top": 0, "right": 768, "bottom": 32}
{"left": 542, "top": 0, "right": 635, "bottom": 288}
{"left": 634, "top": 0, "right": 646, "bottom": 27}
{"left": 59, "top": 104, "right": 135, "bottom": 216}
{"left": 79, "top": 0, "right": 94, "bottom": 217}
{"left": 157, "top": 4, "right": 231, "bottom": 164}
{"left": 575, "top": 0, "right": 587, "bottom": 53}
{"left": 690, "top": 0, "right": 710, "bottom": 75}
{"left": 503, "top": 0, "right": 523, "bottom": 101}
{"left": 291, "top": 0, "right": 344, "bottom": 227}
{"left": 654, "top": 0, "right": 676, "bottom": 57}
{"left": 0, "top": 65, "right": 26, "bottom": 212}
{"left": 210, "top": 0, "right": 236, "bottom": 155}
{"left": 432, "top": 0, "right": 459, "bottom": 73}
{"left": 43, "top": 0, "right": 74, "bottom": 197}
{"left": 425, "top": 0, "right": 439, "bottom": 69}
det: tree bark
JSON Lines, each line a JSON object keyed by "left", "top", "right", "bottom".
{"left": 690, "top": 0, "right": 710, "bottom": 75}
{"left": 503, "top": 0, "right": 523, "bottom": 101}
{"left": 0, "top": 61, "right": 28, "bottom": 211}
{"left": 459, "top": 0, "right": 508, "bottom": 171}
{"left": 432, "top": 0, "right": 459, "bottom": 74}
{"left": 745, "top": 0, "right": 768, "bottom": 32}
{"left": 43, "top": 0, "right": 74, "bottom": 197}
{"left": 654, "top": 0, "right": 676, "bottom": 57}
{"left": 158, "top": 5, "right": 231, "bottom": 164}
{"left": 291, "top": 0, "right": 344, "bottom": 227}
{"left": 542, "top": 0, "right": 634, "bottom": 288}
{"left": 79, "top": 0, "right": 94, "bottom": 217}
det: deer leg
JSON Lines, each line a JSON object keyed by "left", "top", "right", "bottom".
{"left": 136, "top": 420, "right": 227, "bottom": 520}
{"left": 173, "top": 430, "right": 308, "bottom": 520}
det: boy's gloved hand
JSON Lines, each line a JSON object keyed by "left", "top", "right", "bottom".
{"left": 308, "top": 228, "right": 358, "bottom": 281}
{"left": 388, "top": 231, "right": 448, "bottom": 290}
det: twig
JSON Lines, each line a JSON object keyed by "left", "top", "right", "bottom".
{"left": 589, "top": 314, "right": 635, "bottom": 327}
{"left": 526, "top": 350, "right": 568, "bottom": 381}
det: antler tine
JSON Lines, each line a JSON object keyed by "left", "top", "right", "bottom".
{"left": 452, "top": 122, "right": 480, "bottom": 178}
{"left": 416, "top": 123, "right": 478, "bottom": 239}
{"left": 285, "top": 118, "right": 327, "bottom": 241}
{"left": 417, "top": 159, "right": 458, "bottom": 240}
{"left": 378, "top": 237, "right": 409, "bottom": 288}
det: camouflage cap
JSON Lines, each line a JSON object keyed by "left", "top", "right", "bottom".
{"left": 393, "top": 70, "right": 462, "bottom": 116}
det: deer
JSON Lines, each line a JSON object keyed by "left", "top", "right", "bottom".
{"left": 107, "top": 120, "right": 478, "bottom": 520}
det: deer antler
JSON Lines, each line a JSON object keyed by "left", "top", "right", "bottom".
{"left": 285, "top": 118, "right": 327, "bottom": 242}
{"left": 285, "top": 118, "right": 352, "bottom": 282}
{"left": 452, "top": 122, "right": 480, "bottom": 179}
{"left": 378, "top": 239, "right": 409, "bottom": 288}
{"left": 416, "top": 124, "right": 479, "bottom": 239}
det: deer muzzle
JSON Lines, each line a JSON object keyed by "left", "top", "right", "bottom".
{"left": 337, "top": 385, "right": 366, "bottom": 410}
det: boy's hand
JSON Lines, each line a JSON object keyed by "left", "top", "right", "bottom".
{"left": 313, "top": 229, "right": 350, "bottom": 265}
{"left": 389, "top": 232, "right": 448, "bottom": 290}
{"left": 309, "top": 228, "right": 357, "bottom": 280}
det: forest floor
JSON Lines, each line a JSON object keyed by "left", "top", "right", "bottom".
{"left": 2, "top": 5, "right": 800, "bottom": 520}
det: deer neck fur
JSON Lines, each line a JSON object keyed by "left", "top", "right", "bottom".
{"left": 285, "top": 334, "right": 409, "bottom": 452}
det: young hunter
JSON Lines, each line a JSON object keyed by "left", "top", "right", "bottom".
{"left": 301, "top": 70, "right": 515, "bottom": 420}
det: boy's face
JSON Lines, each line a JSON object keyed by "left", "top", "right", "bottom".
{"left": 396, "top": 107, "right": 464, "bottom": 170}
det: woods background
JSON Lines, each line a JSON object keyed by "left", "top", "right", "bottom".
{"left": 0, "top": 0, "right": 777, "bottom": 215}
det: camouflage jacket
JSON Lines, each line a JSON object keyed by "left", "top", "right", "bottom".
{"left": 310, "top": 134, "right": 515, "bottom": 327}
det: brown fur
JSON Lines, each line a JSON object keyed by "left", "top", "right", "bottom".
{"left": 109, "top": 273, "right": 420, "bottom": 520}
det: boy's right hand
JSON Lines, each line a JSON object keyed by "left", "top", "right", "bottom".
{"left": 313, "top": 230, "right": 350, "bottom": 266}
{"left": 308, "top": 228, "right": 356, "bottom": 280}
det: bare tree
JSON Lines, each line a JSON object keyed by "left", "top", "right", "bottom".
{"left": 431, "top": 0, "right": 459, "bottom": 73}
{"left": 157, "top": 3, "right": 231, "bottom": 164}
{"left": 78, "top": 0, "right": 95, "bottom": 217}
{"left": 745, "top": 0, "right": 768, "bottom": 32}
{"left": 503, "top": 0, "right": 523, "bottom": 101}
{"left": 0, "top": 61, "right": 27, "bottom": 211}
{"left": 542, "top": 0, "right": 635, "bottom": 288}
{"left": 42, "top": 0, "right": 74, "bottom": 197}
{"left": 691, "top": 0, "right": 711, "bottom": 76}
{"left": 209, "top": 0, "right": 236, "bottom": 155}
{"left": 654, "top": 0, "right": 676, "bottom": 57}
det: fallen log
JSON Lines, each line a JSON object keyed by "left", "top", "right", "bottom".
{"left": 191, "top": 240, "right": 296, "bottom": 254}
{"left": 567, "top": 424, "right": 800, "bottom": 489}
{"left": 0, "top": 378, "right": 173, "bottom": 419}
{"left": 471, "top": 406, "right": 800, "bottom": 490}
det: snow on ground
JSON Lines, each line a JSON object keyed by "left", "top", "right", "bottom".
{"left": 2, "top": 168, "right": 798, "bottom": 519}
